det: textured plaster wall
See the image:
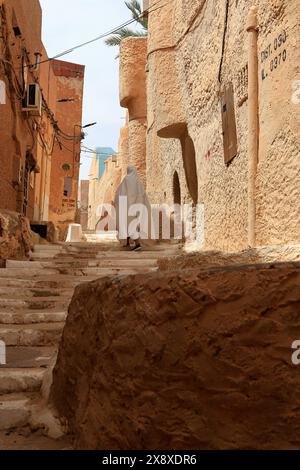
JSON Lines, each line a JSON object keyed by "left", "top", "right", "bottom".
{"left": 120, "top": 38, "right": 147, "bottom": 184}
{"left": 48, "top": 60, "right": 85, "bottom": 240}
{"left": 255, "top": 0, "right": 300, "bottom": 245}
{"left": 51, "top": 262, "right": 300, "bottom": 449}
{"left": 88, "top": 157, "right": 121, "bottom": 231}
{"left": 118, "top": 123, "right": 129, "bottom": 179}
{"left": 34, "top": 45, "right": 57, "bottom": 223}
{"left": 0, "top": 0, "right": 44, "bottom": 219}
{"left": 146, "top": 0, "right": 300, "bottom": 251}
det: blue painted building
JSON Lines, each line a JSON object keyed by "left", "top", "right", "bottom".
{"left": 95, "top": 147, "right": 116, "bottom": 180}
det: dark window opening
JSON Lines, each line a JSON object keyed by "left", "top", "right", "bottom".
{"left": 173, "top": 171, "right": 181, "bottom": 205}
{"left": 13, "top": 26, "right": 21, "bottom": 37}
{"left": 63, "top": 176, "right": 72, "bottom": 197}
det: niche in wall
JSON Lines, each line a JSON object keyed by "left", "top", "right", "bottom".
{"left": 173, "top": 171, "right": 181, "bottom": 205}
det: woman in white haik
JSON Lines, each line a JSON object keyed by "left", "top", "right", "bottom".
{"left": 114, "top": 165, "right": 151, "bottom": 251}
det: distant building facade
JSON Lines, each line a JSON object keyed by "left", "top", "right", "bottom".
{"left": 0, "top": 0, "right": 51, "bottom": 220}
{"left": 95, "top": 147, "right": 116, "bottom": 180}
{"left": 87, "top": 147, "right": 119, "bottom": 230}
{"left": 48, "top": 60, "right": 85, "bottom": 240}
{"left": 0, "top": 0, "right": 85, "bottom": 241}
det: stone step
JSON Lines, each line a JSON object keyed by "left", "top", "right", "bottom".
{"left": 0, "top": 267, "right": 157, "bottom": 279}
{"left": 3, "top": 346, "right": 56, "bottom": 369}
{"left": 30, "top": 252, "right": 63, "bottom": 260}
{"left": 0, "top": 310, "right": 67, "bottom": 325}
{"left": 0, "top": 369, "right": 44, "bottom": 394}
{"left": 0, "top": 277, "right": 95, "bottom": 289}
{"left": 0, "top": 278, "right": 55, "bottom": 289}
{"left": 0, "top": 287, "right": 72, "bottom": 298}
{"left": 0, "top": 323, "right": 64, "bottom": 347}
{"left": 0, "top": 298, "right": 69, "bottom": 311}
{"left": 54, "top": 251, "right": 176, "bottom": 260}
{"left": 46, "top": 260, "right": 158, "bottom": 269}
{"left": 0, "top": 393, "right": 32, "bottom": 431}
{"left": 0, "top": 268, "right": 61, "bottom": 277}
{"left": 30, "top": 253, "right": 174, "bottom": 262}
{"left": 33, "top": 245, "right": 63, "bottom": 252}
{"left": 7, "top": 259, "right": 158, "bottom": 268}
{"left": 6, "top": 261, "right": 47, "bottom": 269}
{"left": 64, "top": 243, "right": 119, "bottom": 252}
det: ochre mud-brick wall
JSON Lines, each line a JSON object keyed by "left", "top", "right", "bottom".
{"left": 51, "top": 262, "right": 300, "bottom": 450}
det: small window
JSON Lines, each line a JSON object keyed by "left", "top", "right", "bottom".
{"left": 63, "top": 177, "right": 72, "bottom": 197}
{"left": 221, "top": 82, "right": 238, "bottom": 165}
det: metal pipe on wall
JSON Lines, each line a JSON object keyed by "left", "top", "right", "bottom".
{"left": 246, "top": 6, "right": 259, "bottom": 247}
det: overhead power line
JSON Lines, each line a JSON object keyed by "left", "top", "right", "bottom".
{"left": 24, "top": 0, "right": 167, "bottom": 69}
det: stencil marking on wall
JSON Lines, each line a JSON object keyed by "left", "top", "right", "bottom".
{"left": 261, "top": 31, "right": 288, "bottom": 81}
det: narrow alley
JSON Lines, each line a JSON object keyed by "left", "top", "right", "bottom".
{"left": 0, "top": 235, "right": 178, "bottom": 448}
{"left": 0, "top": 0, "right": 300, "bottom": 457}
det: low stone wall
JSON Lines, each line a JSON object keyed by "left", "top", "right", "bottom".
{"left": 0, "top": 210, "right": 33, "bottom": 260}
{"left": 51, "top": 262, "right": 300, "bottom": 449}
{"left": 158, "top": 244, "right": 300, "bottom": 271}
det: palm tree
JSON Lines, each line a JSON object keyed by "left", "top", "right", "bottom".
{"left": 105, "top": 0, "right": 148, "bottom": 50}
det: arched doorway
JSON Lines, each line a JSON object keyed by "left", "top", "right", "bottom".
{"left": 173, "top": 171, "right": 181, "bottom": 205}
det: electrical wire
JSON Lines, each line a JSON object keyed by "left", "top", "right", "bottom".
{"left": 0, "top": 1, "right": 170, "bottom": 163}
{"left": 22, "top": 0, "right": 168, "bottom": 69}
{"left": 81, "top": 145, "right": 119, "bottom": 155}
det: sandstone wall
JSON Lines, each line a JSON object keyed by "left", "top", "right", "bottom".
{"left": 118, "top": 123, "right": 129, "bottom": 179}
{"left": 48, "top": 60, "right": 85, "bottom": 240}
{"left": 0, "top": 210, "right": 33, "bottom": 260}
{"left": 88, "top": 157, "right": 121, "bottom": 230}
{"left": 51, "top": 262, "right": 300, "bottom": 449}
{"left": 120, "top": 38, "right": 147, "bottom": 184}
{"left": 0, "top": 0, "right": 44, "bottom": 219}
{"left": 146, "top": 0, "right": 300, "bottom": 251}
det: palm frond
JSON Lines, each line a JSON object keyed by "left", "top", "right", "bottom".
{"left": 125, "top": 0, "right": 148, "bottom": 29}
{"left": 105, "top": 27, "right": 147, "bottom": 47}
{"left": 105, "top": 1, "right": 148, "bottom": 54}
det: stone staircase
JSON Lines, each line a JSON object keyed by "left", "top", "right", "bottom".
{"left": 0, "top": 241, "right": 178, "bottom": 448}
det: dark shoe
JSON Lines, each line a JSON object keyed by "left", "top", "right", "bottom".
{"left": 131, "top": 244, "right": 142, "bottom": 252}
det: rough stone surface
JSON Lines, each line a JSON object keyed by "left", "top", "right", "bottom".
{"left": 120, "top": 37, "right": 147, "bottom": 183}
{"left": 88, "top": 157, "right": 122, "bottom": 231}
{"left": 51, "top": 262, "right": 300, "bottom": 450}
{"left": 118, "top": 123, "right": 129, "bottom": 179}
{"left": 0, "top": 210, "right": 33, "bottom": 260}
{"left": 158, "top": 244, "right": 300, "bottom": 271}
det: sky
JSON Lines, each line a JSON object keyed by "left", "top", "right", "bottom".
{"left": 40, "top": 0, "right": 132, "bottom": 181}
